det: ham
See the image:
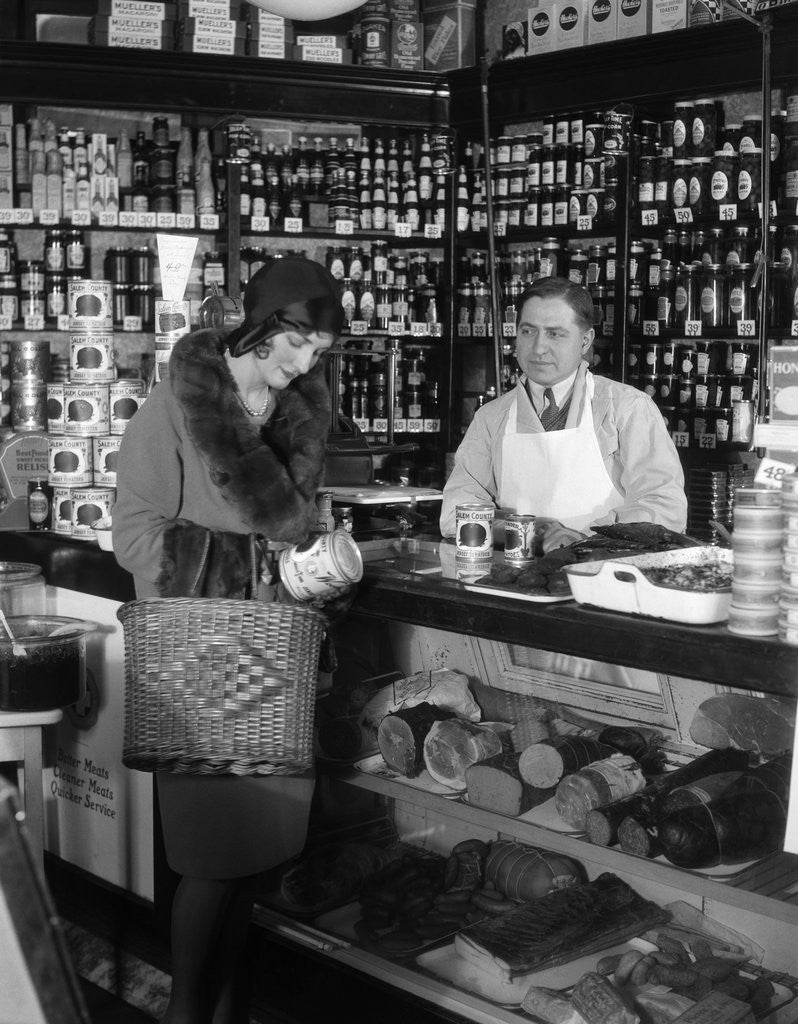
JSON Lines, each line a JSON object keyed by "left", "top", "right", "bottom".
{"left": 423, "top": 719, "right": 504, "bottom": 791}
{"left": 377, "top": 702, "right": 454, "bottom": 777}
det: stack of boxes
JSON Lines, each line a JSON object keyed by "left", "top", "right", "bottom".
{"left": 91, "top": 0, "right": 177, "bottom": 50}
{"left": 247, "top": 5, "right": 292, "bottom": 59}
{"left": 177, "top": 0, "right": 246, "bottom": 55}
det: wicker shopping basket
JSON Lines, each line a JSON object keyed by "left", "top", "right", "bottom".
{"left": 117, "top": 597, "right": 326, "bottom": 776}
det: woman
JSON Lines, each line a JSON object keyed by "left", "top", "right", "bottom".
{"left": 112, "top": 255, "right": 344, "bottom": 1024}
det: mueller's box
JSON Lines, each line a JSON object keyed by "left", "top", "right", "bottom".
{"left": 95, "top": 0, "right": 177, "bottom": 16}
{"left": 423, "top": 0, "right": 476, "bottom": 71}
{"left": 555, "top": 0, "right": 588, "bottom": 48}
{"left": 768, "top": 345, "right": 798, "bottom": 421}
{"left": 90, "top": 19, "right": 177, "bottom": 48}
{"left": 178, "top": 0, "right": 244, "bottom": 15}
{"left": 391, "top": 20, "right": 423, "bottom": 70}
{"left": 178, "top": 32, "right": 246, "bottom": 53}
{"left": 294, "top": 33, "right": 349, "bottom": 46}
{"left": 652, "top": 0, "right": 688, "bottom": 31}
{"left": 616, "top": 0, "right": 650, "bottom": 37}
{"left": 292, "top": 44, "right": 353, "bottom": 63}
{"left": 527, "top": 0, "right": 556, "bottom": 54}
{"left": 182, "top": 14, "right": 246, "bottom": 35}
{"left": 587, "top": 0, "right": 617, "bottom": 44}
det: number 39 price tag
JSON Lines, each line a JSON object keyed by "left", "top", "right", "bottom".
{"left": 755, "top": 457, "right": 797, "bottom": 489}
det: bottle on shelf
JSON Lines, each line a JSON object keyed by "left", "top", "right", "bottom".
{"left": 280, "top": 143, "right": 295, "bottom": 189}
{"left": 132, "top": 130, "right": 149, "bottom": 187}
{"left": 418, "top": 132, "right": 433, "bottom": 201}
{"left": 343, "top": 137, "right": 358, "bottom": 177}
{"left": 386, "top": 173, "right": 401, "bottom": 230}
{"left": 250, "top": 158, "right": 266, "bottom": 219}
{"left": 387, "top": 138, "right": 400, "bottom": 177}
{"left": 358, "top": 136, "right": 372, "bottom": 176}
{"left": 193, "top": 128, "right": 212, "bottom": 186}
{"left": 373, "top": 136, "right": 386, "bottom": 177}
{"left": 176, "top": 126, "right": 193, "bottom": 187}
{"left": 14, "top": 124, "right": 30, "bottom": 205}
{"left": 401, "top": 137, "right": 414, "bottom": 180}
{"left": 45, "top": 149, "right": 62, "bottom": 215}
{"left": 325, "top": 137, "right": 341, "bottom": 190}
{"left": 239, "top": 163, "right": 252, "bottom": 222}
{"left": 195, "top": 156, "right": 216, "bottom": 216}
{"left": 372, "top": 173, "right": 387, "bottom": 231}
{"left": 296, "top": 136, "right": 310, "bottom": 190}
{"left": 72, "top": 126, "right": 87, "bottom": 169}
{"left": 309, "top": 137, "right": 325, "bottom": 197}
{"left": 57, "top": 126, "right": 73, "bottom": 168}
{"left": 116, "top": 128, "right": 133, "bottom": 190}
{"left": 61, "top": 165, "right": 76, "bottom": 217}
{"left": 358, "top": 172, "right": 373, "bottom": 230}
{"left": 455, "top": 166, "right": 470, "bottom": 232}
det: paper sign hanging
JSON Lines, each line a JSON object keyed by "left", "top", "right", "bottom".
{"left": 156, "top": 234, "right": 198, "bottom": 302}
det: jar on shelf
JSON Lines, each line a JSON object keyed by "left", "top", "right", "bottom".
{"left": 700, "top": 264, "right": 726, "bottom": 329}
{"left": 44, "top": 229, "right": 66, "bottom": 273}
{"left": 737, "top": 147, "right": 762, "bottom": 214}
{"left": 674, "top": 264, "right": 700, "bottom": 327}
{"left": 727, "top": 263, "right": 754, "bottom": 323}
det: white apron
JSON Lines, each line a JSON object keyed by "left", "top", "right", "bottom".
{"left": 499, "top": 373, "right": 623, "bottom": 532}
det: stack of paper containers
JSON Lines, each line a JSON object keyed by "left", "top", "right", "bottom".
{"left": 727, "top": 487, "right": 784, "bottom": 637}
{"left": 778, "top": 473, "right": 798, "bottom": 645}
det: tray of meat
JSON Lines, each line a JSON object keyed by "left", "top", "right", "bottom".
{"left": 564, "top": 546, "right": 733, "bottom": 624}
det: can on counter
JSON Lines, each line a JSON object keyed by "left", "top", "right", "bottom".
{"left": 9, "top": 339, "right": 50, "bottom": 382}
{"left": 155, "top": 299, "right": 191, "bottom": 337}
{"left": 92, "top": 436, "right": 122, "bottom": 485}
{"left": 71, "top": 486, "right": 116, "bottom": 540}
{"left": 109, "top": 380, "right": 146, "bottom": 434}
{"left": 69, "top": 334, "right": 115, "bottom": 382}
{"left": 278, "top": 528, "right": 364, "bottom": 602}
{"left": 504, "top": 513, "right": 536, "bottom": 565}
{"left": 48, "top": 437, "right": 93, "bottom": 486}
{"left": 52, "top": 485, "right": 75, "bottom": 536}
{"left": 68, "top": 279, "right": 113, "bottom": 331}
{"left": 455, "top": 503, "right": 494, "bottom": 559}
{"left": 63, "top": 383, "right": 110, "bottom": 436}
{"left": 10, "top": 381, "right": 46, "bottom": 432}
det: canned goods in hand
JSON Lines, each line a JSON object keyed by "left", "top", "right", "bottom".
{"left": 278, "top": 529, "right": 363, "bottom": 602}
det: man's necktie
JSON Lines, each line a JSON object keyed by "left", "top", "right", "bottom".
{"left": 540, "top": 387, "right": 558, "bottom": 430}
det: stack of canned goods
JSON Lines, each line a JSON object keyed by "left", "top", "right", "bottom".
{"left": 727, "top": 487, "right": 783, "bottom": 637}
{"left": 8, "top": 338, "right": 51, "bottom": 432}
{"left": 153, "top": 297, "right": 192, "bottom": 383}
{"left": 46, "top": 276, "right": 147, "bottom": 540}
{"left": 103, "top": 244, "right": 155, "bottom": 330}
{"left": 0, "top": 229, "right": 90, "bottom": 328}
{"left": 779, "top": 474, "right": 798, "bottom": 645}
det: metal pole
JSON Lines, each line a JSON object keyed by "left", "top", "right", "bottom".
{"left": 757, "top": 12, "right": 774, "bottom": 429}
{"left": 479, "top": 55, "right": 504, "bottom": 397}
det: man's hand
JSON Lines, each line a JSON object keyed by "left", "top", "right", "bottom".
{"left": 536, "top": 518, "right": 587, "bottom": 554}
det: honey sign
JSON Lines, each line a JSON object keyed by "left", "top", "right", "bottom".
{"left": 768, "top": 345, "right": 798, "bottom": 421}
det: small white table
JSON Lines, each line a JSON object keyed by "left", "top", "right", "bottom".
{"left": 0, "top": 708, "right": 63, "bottom": 874}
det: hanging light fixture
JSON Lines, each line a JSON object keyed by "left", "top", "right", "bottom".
{"left": 247, "top": 0, "right": 364, "bottom": 19}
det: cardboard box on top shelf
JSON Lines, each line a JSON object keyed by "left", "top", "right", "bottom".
{"left": 178, "top": 31, "right": 246, "bottom": 53}
{"left": 390, "top": 19, "right": 423, "bottom": 69}
{"left": 181, "top": 14, "right": 246, "bottom": 35}
{"left": 688, "top": 0, "right": 722, "bottom": 23}
{"left": 501, "top": 20, "right": 528, "bottom": 57}
{"left": 248, "top": 37, "right": 291, "bottom": 57}
{"left": 177, "top": 0, "right": 244, "bottom": 15}
{"left": 92, "top": 13, "right": 177, "bottom": 36}
{"left": 90, "top": 16, "right": 177, "bottom": 47}
{"left": 423, "top": 0, "right": 476, "bottom": 71}
{"left": 615, "top": 0, "right": 650, "bottom": 37}
{"left": 587, "top": 0, "right": 618, "bottom": 43}
{"left": 294, "top": 32, "right": 349, "bottom": 45}
{"left": 95, "top": 0, "right": 177, "bottom": 17}
{"left": 555, "top": 0, "right": 588, "bottom": 48}
{"left": 652, "top": 0, "right": 688, "bottom": 31}
{"left": 292, "top": 44, "right": 353, "bottom": 63}
{"left": 527, "top": 0, "right": 556, "bottom": 54}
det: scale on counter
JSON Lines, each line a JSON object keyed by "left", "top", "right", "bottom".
{"left": 327, "top": 486, "right": 442, "bottom": 505}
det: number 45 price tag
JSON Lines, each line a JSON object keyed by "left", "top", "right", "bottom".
{"left": 756, "top": 457, "right": 797, "bottom": 489}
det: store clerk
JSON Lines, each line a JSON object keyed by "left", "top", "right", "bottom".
{"left": 440, "top": 276, "right": 687, "bottom": 553}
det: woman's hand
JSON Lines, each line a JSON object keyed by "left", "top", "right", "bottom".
{"left": 536, "top": 519, "right": 587, "bottom": 554}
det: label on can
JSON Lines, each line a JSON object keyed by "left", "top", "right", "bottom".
{"left": 71, "top": 486, "right": 116, "bottom": 539}
{"left": 155, "top": 299, "right": 191, "bottom": 337}
{"left": 10, "top": 382, "right": 47, "bottom": 432}
{"left": 278, "top": 528, "right": 363, "bottom": 601}
{"left": 46, "top": 383, "right": 65, "bottom": 434}
{"left": 52, "top": 485, "right": 75, "bottom": 535}
{"left": 455, "top": 503, "right": 494, "bottom": 558}
{"left": 504, "top": 513, "right": 536, "bottom": 564}
{"left": 92, "top": 436, "right": 122, "bottom": 485}
{"left": 48, "top": 437, "right": 93, "bottom": 485}
{"left": 9, "top": 339, "right": 51, "bottom": 382}
{"left": 70, "top": 334, "right": 116, "bottom": 381}
{"left": 63, "top": 384, "right": 110, "bottom": 436}
{"left": 109, "top": 380, "right": 146, "bottom": 434}
{"left": 68, "top": 279, "right": 113, "bottom": 331}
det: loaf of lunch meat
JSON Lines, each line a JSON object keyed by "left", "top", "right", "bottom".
{"left": 465, "top": 751, "right": 556, "bottom": 816}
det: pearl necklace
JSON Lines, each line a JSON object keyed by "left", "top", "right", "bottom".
{"left": 238, "top": 387, "right": 270, "bottom": 417}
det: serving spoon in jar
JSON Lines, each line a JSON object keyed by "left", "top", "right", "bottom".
{"left": 0, "top": 609, "right": 26, "bottom": 657}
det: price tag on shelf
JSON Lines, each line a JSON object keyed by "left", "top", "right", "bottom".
{"left": 719, "top": 203, "right": 738, "bottom": 222}
{"left": 755, "top": 457, "right": 797, "bottom": 488}
{"left": 641, "top": 209, "right": 659, "bottom": 227}
{"left": 642, "top": 320, "right": 660, "bottom": 336}
{"left": 424, "top": 223, "right": 442, "bottom": 239}
{"left": 736, "top": 319, "right": 756, "bottom": 337}
{"left": 0, "top": 209, "right": 14, "bottom": 224}
{"left": 14, "top": 208, "right": 34, "bottom": 225}
{"left": 372, "top": 417, "right": 388, "bottom": 433}
{"left": 394, "top": 221, "right": 412, "bottom": 238}
{"left": 99, "top": 211, "right": 119, "bottom": 227}
{"left": 156, "top": 212, "right": 176, "bottom": 230}
{"left": 407, "top": 418, "right": 424, "bottom": 433}
{"left": 139, "top": 212, "right": 157, "bottom": 229}
{"left": 176, "top": 214, "right": 196, "bottom": 230}
{"left": 38, "top": 209, "right": 59, "bottom": 226}
{"left": 387, "top": 321, "right": 406, "bottom": 335}
{"left": 199, "top": 213, "right": 219, "bottom": 231}
{"left": 472, "top": 324, "right": 487, "bottom": 337}
{"left": 334, "top": 219, "right": 354, "bottom": 235}
{"left": 123, "top": 315, "right": 143, "bottom": 332}
{"left": 71, "top": 210, "right": 92, "bottom": 227}
{"left": 119, "top": 211, "right": 138, "bottom": 229}
{"left": 424, "top": 418, "right": 441, "bottom": 433}
{"left": 457, "top": 324, "right": 471, "bottom": 338}
{"left": 671, "top": 431, "right": 690, "bottom": 448}
{"left": 0, "top": 315, "right": 11, "bottom": 331}
{"left": 410, "top": 322, "right": 429, "bottom": 337}
{"left": 56, "top": 315, "right": 70, "bottom": 331}
{"left": 602, "top": 322, "right": 614, "bottom": 337}
{"left": 684, "top": 320, "right": 702, "bottom": 337}
{"left": 24, "top": 314, "right": 45, "bottom": 331}
{"left": 393, "top": 417, "right": 407, "bottom": 432}
{"left": 349, "top": 321, "right": 368, "bottom": 336}
{"left": 502, "top": 322, "right": 516, "bottom": 337}
{"left": 673, "top": 207, "right": 693, "bottom": 224}
{"left": 250, "top": 216, "right": 270, "bottom": 233}
{"left": 284, "top": 217, "right": 303, "bottom": 233}
{"left": 698, "top": 433, "right": 717, "bottom": 449}
{"left": 577, "top": 215, "right": 594, "bottom": 232}
{"left": 353, "top": 418, "right": 370, "bottom": 433}
{"left": 428, "top": 322, "right": 443, "bottom": 338}
{"left": 495, "top": 221, "right": 507, "bottom": 237}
